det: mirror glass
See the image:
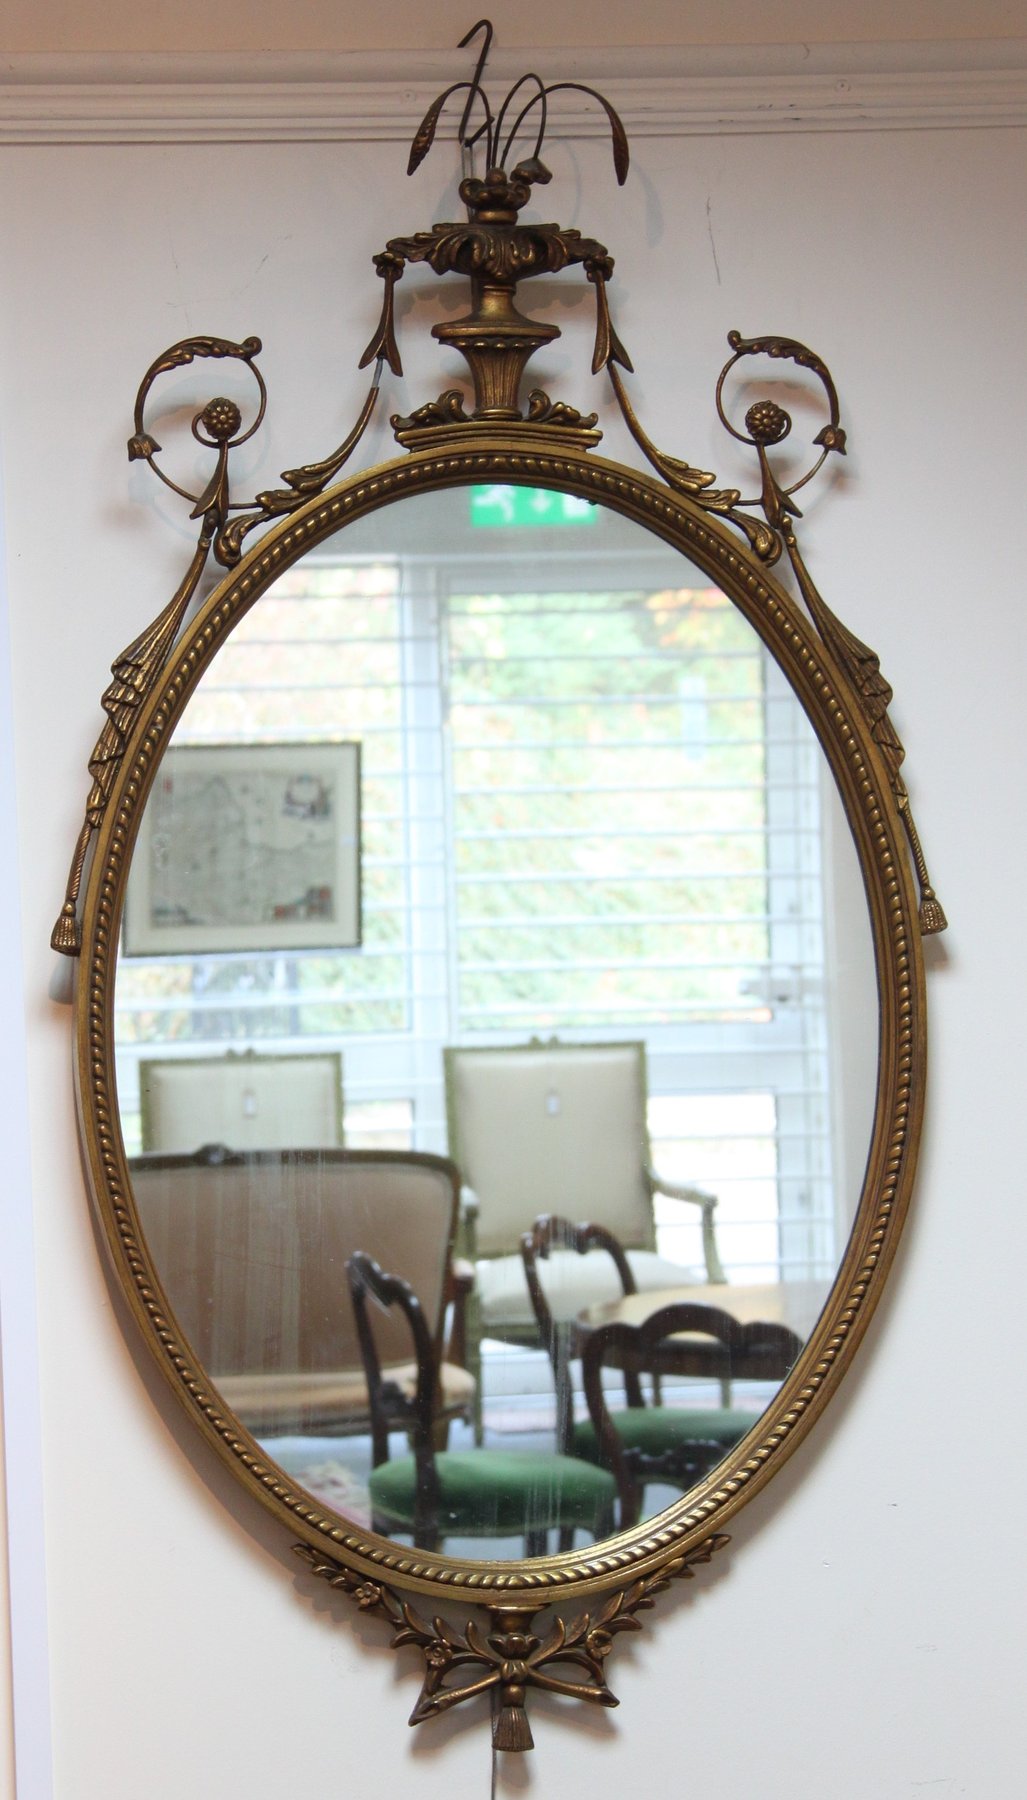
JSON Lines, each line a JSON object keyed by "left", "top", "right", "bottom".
{"left": 112, "top": 482, "right": 877, "bottom": 1558}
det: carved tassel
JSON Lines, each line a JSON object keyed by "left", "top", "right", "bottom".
{"left": 51, "top": 831, "right": 90, "bottom": 952}
{"left": 781, "top": 524, "right": 947, "bottom": 936}
{"left": 51, "top": 532, "right": 211, "bottom": 955}
{"left": 917, "top": 890, "right": 948, "bottom": 936}
{"left": 492, "top": 1687, "right": 534, "bottom": 1752}
{"left": 897, "top": 795, "right": 948, "bottom": 935}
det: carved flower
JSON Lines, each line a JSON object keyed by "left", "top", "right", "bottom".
{"left": 352, "top": 1582, "right": 383, "bottom": 1610}
{"left": 744, "top": 400, "right": 791, "bottom": 445}
{"left": 127, "top": 431, "right": 160, "bottom": 461}
{"left": 815, "top": 423, "right": 848, "bottom": 454}
{"left": 511, "top": 156, "right": 552, "bottom": 187}
{"left": 495, "top": 1632, "right": 533, "bottom": 1658}
{"left": 425, "top": 1642, "right": 452, "bottom": 1668}
{"left": 584, "top": 1628, "right": 614, "bottom": 1659}
{"left": 200, "top": 396, "right": 242, "bottom": 442}
{"left": 460, "top": 164, "right": 533, "bottom": 215}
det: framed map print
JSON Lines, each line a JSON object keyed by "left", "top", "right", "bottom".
{"left": 123, "top": 742, "right": 361, "bottom": 956}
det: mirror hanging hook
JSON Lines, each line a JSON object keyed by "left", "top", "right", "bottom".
{"left": 456, "top": 19, "right": 494, "bottom": 151}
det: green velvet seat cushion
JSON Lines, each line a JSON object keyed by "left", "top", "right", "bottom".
{"left": 572, "top": 1406, "right": 756, "bottom": 1464}
{"left": 369, "top": 1449, "right": 616, "bottom": 1536}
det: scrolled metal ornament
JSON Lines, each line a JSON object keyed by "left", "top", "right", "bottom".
{"left": 715, "top": 329, "right": 946, "bottom": 935}
{"left": 51, "top": 334, "right": 382, "bottom": 955}
{"left": 51, "top": 333, "right": 265, "bottom": 954}
{"left": 215, "top": 373, "right": 382, "bottom": 566}
{"left": 715, "top": 329, "right": 846, "bottom": 469}
{"left": 605, "top": 360, "right": 782, "bottom": 563}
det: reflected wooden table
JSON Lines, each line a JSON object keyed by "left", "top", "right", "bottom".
{"left": 580, "top": 1279, "right": 829, "bottom": 1339}
{"left": 576, "top": 1279, "right": 831, "bottom": 1386}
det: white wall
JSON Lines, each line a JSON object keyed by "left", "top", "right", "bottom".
{"left": 4, "top": 0, "right": 1025, "bottom": 55}
{"left": 1, "top": 32, "right": 1025, "bottom": 1800}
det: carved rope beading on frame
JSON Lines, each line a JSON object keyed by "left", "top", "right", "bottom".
{"left": 77, "top": 444, "right": 921, "bottom": 1595}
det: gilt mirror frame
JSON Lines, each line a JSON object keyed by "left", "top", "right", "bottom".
{"left": 54, "top": 24, "right": 945, "bottom": 1754}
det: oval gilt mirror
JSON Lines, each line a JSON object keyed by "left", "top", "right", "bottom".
{"left": 55, "top": 32, "right": 944, "bottom": 1756}
{"left": 113, "top": 477, "right": 878, "bottom": 1556}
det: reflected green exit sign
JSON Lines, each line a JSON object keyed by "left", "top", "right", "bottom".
{"left": 469, "top": 485, "right": 596, "bottom": 527}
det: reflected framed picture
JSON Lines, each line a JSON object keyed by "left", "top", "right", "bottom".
{"left": 123, "top": 741, "right": 361, "bottom": 956}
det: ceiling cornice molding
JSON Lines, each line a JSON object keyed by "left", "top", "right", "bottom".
{"left": 2, "top": 39, "right": 1026, "bottom": 144}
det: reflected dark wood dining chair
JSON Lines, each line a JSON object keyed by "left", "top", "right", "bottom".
{"left": 581, "top": 1301, "right": 801, "bottom": 1529}
{"left": 347, "top": 1251, "right": 616, "bottom": 1556}
{"left": 520, "top": 1213, "right": 637, "bottom": 1455}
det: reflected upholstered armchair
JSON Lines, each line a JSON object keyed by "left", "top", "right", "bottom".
{"left": 138, "top": 1048, "right": 344, "bottom": 1152}
{"left": 348, "top": 1251, "right": 616, "bottom": 1555}
{"left": 443, "top": 1040, "right": 725, "bottom": 1437}
{"left": 130, "top": 1146, "right": 474, "bottom": 1441}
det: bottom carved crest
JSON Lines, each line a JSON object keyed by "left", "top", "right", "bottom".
{"left": 295, "top": 1534, "right": 730, "bottom": 1751}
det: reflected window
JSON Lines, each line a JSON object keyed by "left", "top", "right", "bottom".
{"left": 116, "top": 543, "right": 840, "bottom": 1281}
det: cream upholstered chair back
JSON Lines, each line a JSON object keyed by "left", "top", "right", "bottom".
{"left": 138, "top": 1049, "right": 343, "bottom": 1152}
{"left": 130, "top": 1148, "right": 458, "bottom": 1379}
{"left": 444, "top": 1041, "right": 655, "bottom": 1260}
